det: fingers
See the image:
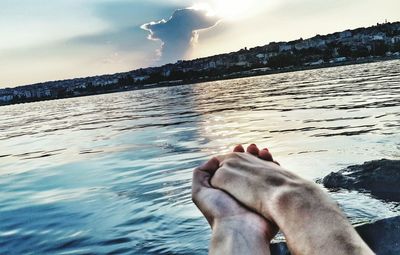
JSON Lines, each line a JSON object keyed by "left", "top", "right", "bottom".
{"left": 233, "top": 144, "right": 245, "bottom": 152}
{"left": 197, "top": 157, "right": 220, "bottom": 175}
{"left": 192, "top": 157, "right": 220, "bottom": 193}
{"left": 246, "top": 144, "right": 260, "bottom": 155}
{"left": 259, "top": 148, "right": 274, "bottom": 162}
{"left": 233, "top": 143, "right": 280, "bottom": 165}
{"left": 259, "top": 148, "right": 280, "bottom": 165}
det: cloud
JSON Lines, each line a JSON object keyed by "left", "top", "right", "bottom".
{"left": 141, "top": 8, "right": 219, "bottom": 64}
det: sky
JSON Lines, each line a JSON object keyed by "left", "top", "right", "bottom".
{"left": 1, "top": 0, "right": 399, "bottom": 88}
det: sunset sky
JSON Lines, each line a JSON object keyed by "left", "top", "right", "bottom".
{"left": 1, "top": 0, "right": 400, "bottom": 88}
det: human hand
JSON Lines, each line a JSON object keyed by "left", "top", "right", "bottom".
{"left": 210, "top": 144, "right": 374, "bottom": 255}
{"left": 192, "top": 145, "right": 279, "bottom": 254}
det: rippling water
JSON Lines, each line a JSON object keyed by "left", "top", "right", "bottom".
{"left": 1, "top": 60, "right": 399, "bottom": 254}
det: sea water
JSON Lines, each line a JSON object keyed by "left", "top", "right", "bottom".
{"left": 0, "top": 60, "right": 399, "bottom": 254}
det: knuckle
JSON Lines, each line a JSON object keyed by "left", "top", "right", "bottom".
{"left": 192, "top": 167, "right": 202, "bottom": 177}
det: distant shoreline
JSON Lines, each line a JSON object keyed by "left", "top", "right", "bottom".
{"left": 162, "top": 55, "right": 400, "bottom": 87}
{"left": 1, "top": 56, "right": 399, "bottom": 107}
{"left": 2, "top": 21, "right": 400, "bottom": 106}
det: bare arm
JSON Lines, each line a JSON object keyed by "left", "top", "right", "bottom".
{"left": 192, "top": 156, "right": 276, "bottom": 255}
{"left": 211, "top": 150, "right": 374, "bottom": 255}
{"left": 210, "top": 218, "right": 270, "bottom": 255}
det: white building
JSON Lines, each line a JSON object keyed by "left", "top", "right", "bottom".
{"left": 0, "top": 94, "right": 13, "bottom": 102}
{"left": 373, "top": 35, "right": 384, "bottom": 41}
{"left": 235, "top": 61, "right": 250, "bottom": 67}
{"left": 309, "top": 59, "right": 324, "bottom": 66}
{"left": 279, "top": 44, "right": 293, "bottom": 52}
{"left": 134, "top": 76, "right": 150, "bottom": 82}
{"left": 339, "top": 30, "right": 352, "bottom": 39}
{"left": 392, "top": 36, "right": 400, "bottom": 44}
{"left": 206, "top": 61, "right": 216, "bottom": 69}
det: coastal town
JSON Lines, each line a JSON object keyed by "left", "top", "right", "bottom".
{"left": 1, "top": 21, "right": 400, "bottom": 106}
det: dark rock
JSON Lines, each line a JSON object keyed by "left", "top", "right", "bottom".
{"left": 270, "top": 242, "right": 291, "bottom": 255}
{"left": 356, "top": 216, "right": 400, "bottom": 255}
{"left": 270, "top": 160, "right": 400, "bottom": 254}
{"left": 270, "top": 216, "right": 400, "bottom": 255}
{"left": 322, "top": 159, "right": 400, "bottom": 202}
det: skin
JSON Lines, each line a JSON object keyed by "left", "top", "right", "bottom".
{"left": 192, "top": 145, "right": 278, "bottom": 255}
{"left": 208, "top": 144, "right": 375, "bottom": 255}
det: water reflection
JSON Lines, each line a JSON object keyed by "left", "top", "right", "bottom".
{"left": 0, "top": 60, "right": 399, "bottom": 254}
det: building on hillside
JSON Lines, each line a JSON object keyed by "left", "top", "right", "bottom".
{"left": 339, "top": 30, "right": 352, "bottom": 39}
{"left": 279, "top": 43, "right": 293, "bottom": 52}
{"left": 391, "top": 36, "right": 400, "bottom": 44}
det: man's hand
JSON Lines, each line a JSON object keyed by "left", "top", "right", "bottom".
{"left": 210, "top": 144, "right": 374, "bottom": 255}
{"left": 192, "top": 145, "right": 278, "bottom": 255}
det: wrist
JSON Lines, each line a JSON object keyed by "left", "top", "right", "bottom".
{"left": 210, "top": 218, "right": 271, "bottom": 255}
{"left": 213, "top": 216, "right": 270, "bottom": 240}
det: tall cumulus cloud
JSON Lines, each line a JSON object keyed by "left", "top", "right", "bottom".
{"left": 141, "top": 8, "right": 219, "bottom": 64}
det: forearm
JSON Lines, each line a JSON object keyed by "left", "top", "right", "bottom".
{"left": 210, "top": 152, "right": 374, "bottom": 255}
{"left": 268, "top": 181, "right": 374, "bottom": 255}
{"left": 210, "top": 219, "right": 270, "bottom": 255}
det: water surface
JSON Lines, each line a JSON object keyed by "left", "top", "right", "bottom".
{"left": 1, "top": 60, "right": 399, "bottom": 254}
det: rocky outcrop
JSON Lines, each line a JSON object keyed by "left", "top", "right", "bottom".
{"left": 322, "top": 159, "right": 400, "bottom": 202}
{"left": 356, "top": 216, "right": 400, "bottom": 254}
{"left": 270, "top": 216, "right": 400, "bottom": 255}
